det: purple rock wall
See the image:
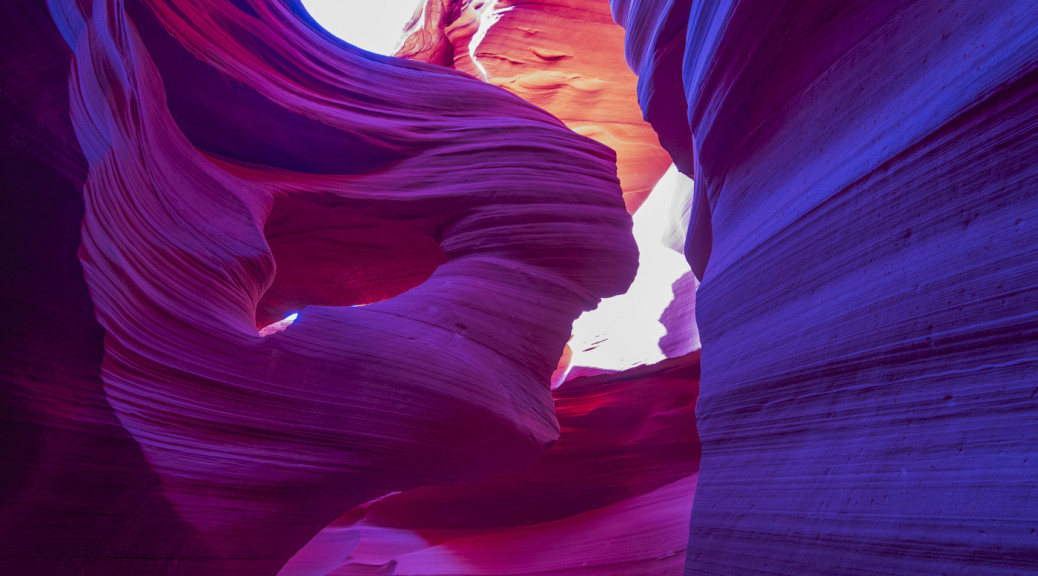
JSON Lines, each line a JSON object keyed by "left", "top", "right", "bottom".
{"left": 612, "top": 0, "right": 1038, "bottom": 573}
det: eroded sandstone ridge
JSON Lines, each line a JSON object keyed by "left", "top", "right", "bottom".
{"left": 611, "top": 0, "right": 1038, "bottom": 574}
{"left": 4, "top": 0, "right": 656, "bottom": 573}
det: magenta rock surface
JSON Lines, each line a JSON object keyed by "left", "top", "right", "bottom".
{"left": 280, "top": 352, "right": 701, "bottom": 575}
{"left": 3, "top": 0, "right": 642, "bottom": 573}
{"left": 612, "top": 0, "right": 1038, "bottom": 574}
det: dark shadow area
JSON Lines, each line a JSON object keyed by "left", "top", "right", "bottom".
{"left": 258, "top": 193, "right": 447, "bottom": 327}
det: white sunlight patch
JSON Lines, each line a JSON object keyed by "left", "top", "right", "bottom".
{"left": 301, "top": 0, "right": 421, "bottom": 55}
{"left": 568, "top": 165, "right": 693, "bottom": 371}
{"left": 259, "top": 312, "right": 299, "bottom": 337}
{"left": 468, "top": 1, "right": 512, "bottom": 79}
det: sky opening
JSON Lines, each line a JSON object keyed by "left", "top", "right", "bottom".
{"left": 301, "top": 0, "right": 421, "bottom": 55}
{"left": 568, "top": 165, "right": 696, "bottom": 372}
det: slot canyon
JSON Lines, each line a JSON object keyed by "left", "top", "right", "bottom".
{"left": 1, "top": 1, "right": 1035, "bottom": 574}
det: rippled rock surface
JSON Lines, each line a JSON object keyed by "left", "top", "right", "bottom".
{"left": 612, "top": 1, "right": 1038, "bottom": 574}
{"left": 3, "top": 0, "right": 641, "bottom": 573}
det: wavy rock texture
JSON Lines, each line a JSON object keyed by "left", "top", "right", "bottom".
{"left": 280, "top": 352, "right": 700, "bottom": 575}
{"left": 399, "top": 0, "right": 672, "bottom": 212}
{"left": 612, "top": 0, "right": 1038, "bottom": 574}
{"left": 389, "top": 8, "right": 702, "bottom": 573}
{"left": 2, "top": 0, "right": 644, "bottom": 573}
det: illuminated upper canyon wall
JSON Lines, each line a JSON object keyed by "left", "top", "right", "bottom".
{"left": 397, "top": 0, "right": 673, "bottom": 213}
{"left": 611, "top": 0, "right": 1038, "bottom": 574}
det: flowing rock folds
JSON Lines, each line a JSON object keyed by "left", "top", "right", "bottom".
{"left": 42, "top": 0, "right": 638, "bottom": 572}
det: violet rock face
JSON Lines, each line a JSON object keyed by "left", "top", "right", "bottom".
{"left": 611, "top": 0, "right": 1038, "bottom": 574}
{"left": 5, "top": 0, "right": 650, "bottom": 573}
{"left": 72, "top": 0, "right": 640, "bottom": 569}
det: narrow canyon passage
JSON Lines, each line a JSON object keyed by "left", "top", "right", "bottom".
{"left": 1, "top": 1, "right": 1035, "bottom": 575}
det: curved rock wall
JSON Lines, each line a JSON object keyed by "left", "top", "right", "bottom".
{"left": 4, "top": 0, "right": 646, "bottom": 573}
{"left": 612, "top": 0, "right": 1038, "bottom": 574}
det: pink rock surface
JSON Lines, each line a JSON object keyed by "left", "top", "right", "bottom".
{"left": 5, "top": 0, "right": 697, "bottom": 573}
{"left": 12, "top": 0, "right": 638, "bottom": 573}
{"left": 8, "top": 0, "right": 1036, "bottom": 574}
{"left": 281, "top": 352, "right": 700, "bottom": 575}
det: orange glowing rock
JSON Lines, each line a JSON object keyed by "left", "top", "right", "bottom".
{"left": 398, "top": 0, "right": 673, "bottom": 212}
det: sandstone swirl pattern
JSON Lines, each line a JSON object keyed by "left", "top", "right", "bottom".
{"left": 14, "top": 0, "right": 637, "bottom": 573}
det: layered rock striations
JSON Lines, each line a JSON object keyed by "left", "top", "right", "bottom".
{"left": 399, "top": 0, "right": 673, "bottom": 212}
{"left": 612, "top": 0, "right": 1038, "bottom": 574}
{"left": 4, "top": 0, "right": 646, "bottom": 573}
{"left": 387, "top": 8, "right": 704, "bottom": 573}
